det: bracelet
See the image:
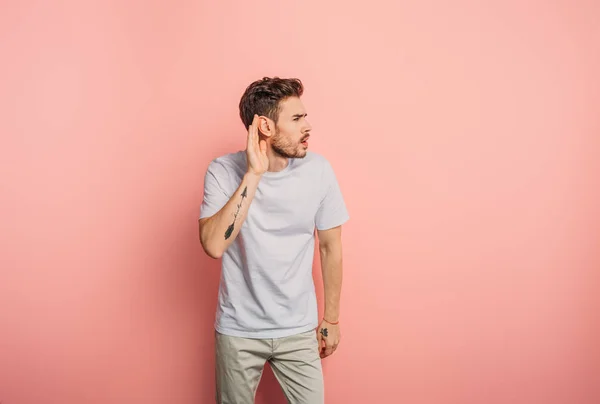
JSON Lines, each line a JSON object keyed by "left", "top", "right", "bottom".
{"left": 323, "top": 318, "right": 339, "bottom": 325}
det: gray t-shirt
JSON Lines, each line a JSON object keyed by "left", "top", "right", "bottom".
{"left": 199, "top": 150, "right": 349, "bottom": 339}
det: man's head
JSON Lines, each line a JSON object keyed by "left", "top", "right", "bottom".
{"left": 239, "top": 77, "right": 312, "bottom": 159}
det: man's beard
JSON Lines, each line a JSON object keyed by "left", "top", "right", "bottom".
{"left": 271, "top": 128, "right": 308, "bottom": 159}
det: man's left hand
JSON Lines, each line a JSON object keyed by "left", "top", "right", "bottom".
{"left": 316, "top": 320, "right": 340, "bottom": 359}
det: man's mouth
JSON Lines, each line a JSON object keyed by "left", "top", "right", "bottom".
{"left": 301, "top": 135, "right": 310, "bottom": 145}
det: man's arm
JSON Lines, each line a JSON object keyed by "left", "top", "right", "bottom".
{"left": 319, "top": 225, "right": 343, "bottom": 321}
{"left": 198, "top": 173, "right": 260, "bottom": 259}
{"left": 198, "top": 114, "right": 268, "bottom": 259}
{"left": 316, "top": 225, "right": 344, "bottom": 358}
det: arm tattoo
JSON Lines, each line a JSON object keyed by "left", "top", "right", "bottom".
{"left": 320, "top": 328, "right": 328, "bottom": 337}
{"left": 224, "top": 186, "right": 248, "bottom": 240}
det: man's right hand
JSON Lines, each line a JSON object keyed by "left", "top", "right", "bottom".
{"left": 199, "top": 115, "right": 267, "bottom": 259}
{"left": 246, "top": 114, "right": 269, "bottom": 176}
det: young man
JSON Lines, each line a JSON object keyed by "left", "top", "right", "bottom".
{"left": 198, "top": 77, "right": 349, "bottom": 403}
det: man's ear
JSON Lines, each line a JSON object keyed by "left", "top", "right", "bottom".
{"left": 258, "top": 116, "right": 274, "bottom": 137}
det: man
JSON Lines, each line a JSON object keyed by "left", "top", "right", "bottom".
{"left": 198, "top": 77, "right": 349, "bottom": 403}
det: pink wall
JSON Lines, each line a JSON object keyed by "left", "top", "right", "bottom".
{"left": 1, "top": 1, "right": 598, "bottom": 403}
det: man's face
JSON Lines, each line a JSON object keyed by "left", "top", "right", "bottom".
{"left": 270, "top": 97, "right": 312, "bottom": 159}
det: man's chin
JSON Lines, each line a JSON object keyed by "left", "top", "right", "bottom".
{"left": 274, "top": 146, "right": 307, "bottom": 159}
{"left": 295, "top": 149, "right": 308, "bottom": 158}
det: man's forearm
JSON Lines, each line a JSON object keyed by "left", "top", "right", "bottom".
{"left": 320, "top": 243, "right": 343, "bottom": 322}
{"left": 199, "top": 172, "right": 261, "bottom": 259}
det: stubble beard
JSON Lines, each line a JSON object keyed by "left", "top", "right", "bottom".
{"left": 271, "top": 127, "right": 308, "bottom": 159}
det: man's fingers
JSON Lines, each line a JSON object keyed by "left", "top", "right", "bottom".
{"left": 247, "top": 124, "right": 254, "bottom": 148}
{"left": 248, "top": 115, "right": 258, "bottom": 146}
{"left": 254, "top": 116, "right": 261, "bottom": 149}
{"left": 250, "top": 116, "right": 262, "bottom": 154}
{"left": 323, "top": 343, "right": 333, "bottom": 357}
{"left": 251, "top": 115, "right": 258, "bottom": 135}
{"left": 248, "top": 133, "right": 261, "bottom": 163}
{"left": 317, "top": 339, "right": 334, "bottom": 358}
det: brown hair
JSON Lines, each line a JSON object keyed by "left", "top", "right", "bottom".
{"left": 239, "top": 77, "right": 304, "bottom": 129}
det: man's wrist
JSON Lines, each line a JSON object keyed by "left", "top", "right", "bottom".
{"left": 323, "top": 313, "right": 340, "bottom": 324}
{"left": 244, "top": 171, "right": 262, "bottom": 185}
{"left": 323, "top": 317, "right": 339, "bottom": 325}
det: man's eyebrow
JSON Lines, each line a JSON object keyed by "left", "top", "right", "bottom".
{"left": 292, "top": 113, "right": 308, "bottom": 118}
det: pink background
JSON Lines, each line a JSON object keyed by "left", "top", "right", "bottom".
{"left": 1, "top": 1, "right": 599, "bottom": 403}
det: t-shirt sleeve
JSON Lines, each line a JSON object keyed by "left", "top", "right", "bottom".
{"left": 315, "top": 159, "right": 350, "bottom": 230}
{"left": 199, "top": 161, "right": 231, "bottom": 219}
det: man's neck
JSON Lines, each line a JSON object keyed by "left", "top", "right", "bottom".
{"left": 266, "top": 149, "right": 290, "bottom": 173}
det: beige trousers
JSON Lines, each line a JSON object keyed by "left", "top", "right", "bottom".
{"left": 215, "top": 329, "right": 324, "bottom": 404}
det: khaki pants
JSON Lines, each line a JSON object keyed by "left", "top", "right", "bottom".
{"left": 215, "top": 329, "right": 324, "bottom": 404}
